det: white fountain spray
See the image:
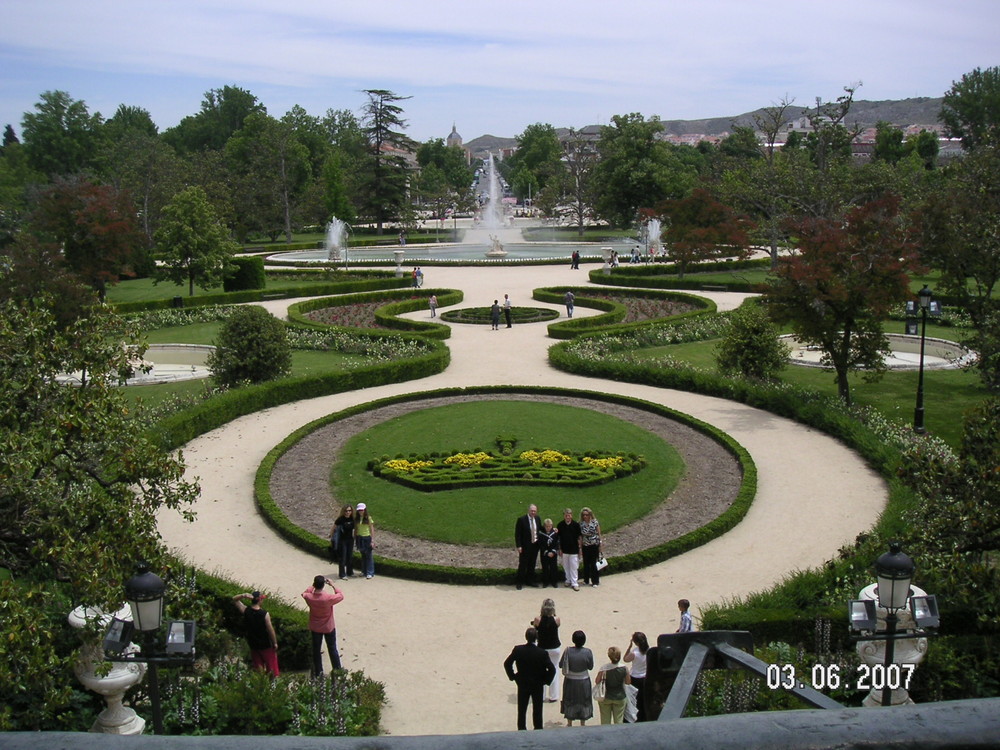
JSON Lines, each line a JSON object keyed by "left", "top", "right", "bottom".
{"left": 481, "top": 154, "right": 505, "bottom": 230}
{"left": 325, "top": 217, "right": 348, "bottom": 262}
{"left": 646, "top": 218, "right": 662, "bottom": 256}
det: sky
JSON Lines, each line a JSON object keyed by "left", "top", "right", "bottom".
{"left": 2, "top": 0, "right": 997, "bottom": 144}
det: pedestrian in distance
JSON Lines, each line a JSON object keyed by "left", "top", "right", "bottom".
{"left": 429, "top": 294, "right": 438, "bottom": 317}
{"left": 676, "top": 598, "right": 693, "bottom": 633}
{"left": 491, "top": 299, "right": 501, "bottom": 330}
{"left": 503, "top": 293, "right": 512, "bottom": 328}
{"left": 514, "top": 503, "right": 541, "bottom": 589}
{"left": 564, "top": 290, "right": 575, "bottom": 318}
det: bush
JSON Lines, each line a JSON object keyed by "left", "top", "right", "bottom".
{"left": 715, "top": 301, "right": 789, "bottom": 380}
{"left": 208, "top": 306, "right": 292, "bottom": 387}
{"left": 223, "top": 256, "right": 266, "bottom": 292}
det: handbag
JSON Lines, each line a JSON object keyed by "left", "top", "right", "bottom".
{"left": 624, "top": 683, "right": 638, "bottom": 722}
{"left": 594, "top": 679, "right": 606, "bottom": 702}
{"left": 596, "top": 556, "right": 608, "bottom": 571}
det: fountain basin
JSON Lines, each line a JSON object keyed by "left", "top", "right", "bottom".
{"left": 782, "top": 333, "right": 974, "bottom": 370}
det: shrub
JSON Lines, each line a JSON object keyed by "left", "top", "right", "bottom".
{"left": 715, "top": 301, "right": 789, "bottom": 380}
{"left": 223, "top": 256, "right": 267, "bottom": 292}
{"left": 208, "top": 306, "right": 292, "bottom": 387}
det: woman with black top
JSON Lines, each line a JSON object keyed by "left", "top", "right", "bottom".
{"left": 332, "top": 504, "right": 356, "bottom": 580}
{"left": 532, "top": 598, "right": 561, "bottom": 703}
{"left": 538, "top": 518, "right": 560, "bottom": 588}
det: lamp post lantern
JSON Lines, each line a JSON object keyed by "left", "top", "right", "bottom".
{"left": 913, "top": 285, "right": 933, "bottom": 434}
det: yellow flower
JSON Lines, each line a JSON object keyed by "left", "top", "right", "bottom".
{"left": 519, "top": 449, "right": 571, "bottom": 464}
{"left": 383, "top": 459, "right": 434, "bottom": 472}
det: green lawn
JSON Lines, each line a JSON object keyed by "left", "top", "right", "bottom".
{"left": 630, "top": 320, "right": 987, "bottom": 449}
{"left": 331, "top": 401, "right": 685, "bottom": 546}
{"left": 106, "top": 275, "right": 354, "bottom": 304}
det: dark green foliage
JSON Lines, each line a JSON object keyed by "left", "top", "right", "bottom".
{"left": 223, "top": 256, "right": 266, "bottom": 292}
{"left": 208, "top": 306, "right": 291, "bottom": 387}
{"left": 940, "top": 66, "right": 1000, "bottom": 149}
{"left": 715, "top": 301, "right": 789, "bottom": 380}
{"left": 440, "top": 306, "right": 558, "bottom": 325}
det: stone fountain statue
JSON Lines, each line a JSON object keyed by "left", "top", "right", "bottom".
{"left": 485, "top": 234, "right": 508, "bottom": 258}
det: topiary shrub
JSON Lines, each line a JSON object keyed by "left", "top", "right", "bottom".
{"left": 223, "top": 256, "right": 267, "bottom": 292}
{"left": 208, "top": 306, "right": 291, "bottom": 387}
{"left": 715, "top": 301, "right": 789, "bottom": 380}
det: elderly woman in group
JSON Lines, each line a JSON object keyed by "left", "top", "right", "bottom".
{"left": 579, "top": 507, "right": 603, "bottom": 587}
{"left": 532, "top": 598, "right": 561, "bottom": 703}
{"left": 559, "top": 629, "right": 594, "bottom": 726}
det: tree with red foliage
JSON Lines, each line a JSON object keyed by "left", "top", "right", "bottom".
{"left": 765, "top": 195, "right": 918, "bottom": 404}
{"left": 658, "top": 188, "right": 754, "bottom": 278}
{"left": 31, "top": 176, "right": 143, "bottom": 300}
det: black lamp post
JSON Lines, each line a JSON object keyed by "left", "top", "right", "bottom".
{"left": 104, "top": 562, "right": 196, "bottom": 735}
{"left": 913, "top": 285, "right": 933, "bottom": 434}
{"left": 874, "top": 542, "right": 915, "bottom": 707}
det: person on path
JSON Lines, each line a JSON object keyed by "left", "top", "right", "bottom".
{"left": 332, "top": 504, "right": 356, "bottom": 580}
{"left": 429, "top": 294, "right": 438, "bottom": 318}
{"left": 559, "top": 630, "right": 594, "bottom": 726}
{"left": 231, "top": 591, "right": 279, "bottom": 676}
{"left": 356, "top": 503, "right": 376, "bottom": 579}
{"left": 676, "top": 599, "right": 693, "bottom": 633}
{"left": 571, "top": 250, "right": 580, "bottom": 269}
{"left": 557, "top": 507, "right": 582, "bottom": 591}
{"left": 595, "top": 646, "right": 630, "bottom": 724}
{"left": 416, "top": 267, "right": 424, "bottom": 287}
{"left": 532, "top": 599, "right": 562, "bottom": 703}
{"left": 623, "top": 631, "right": 649, "bottom": 722}
{"left": 579, "top": 507, "right": 603, "bottom": 587}
{"left": 411, "top": 267, "right": 418, "bottom": 288}
{"left": 301, "top": 575, "right": 344, "bottom": 677}
{"left": 491, "top": 299, "right": 501, "bottom": 330}
{"left": 538, "top": 518, "right": 560, "bottom": 588}
{"left": 514, "top": 503, "right": 541, "bottom": 589}
{"left": 503, "top": 293, "right": 512, "bottom": 328}
{"left": 503, "top": 626, "right": 556, "bottom": 731}
{"left": 564, "top": 290, "right": 575, "bottom": 318}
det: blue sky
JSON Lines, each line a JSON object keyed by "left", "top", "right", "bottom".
{"left": 2, "top": 0, "right": 997, "bottom": 143}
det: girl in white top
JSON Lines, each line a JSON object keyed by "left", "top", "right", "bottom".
{"left": 623, "top": 631, "right": 649, "bottom": 722}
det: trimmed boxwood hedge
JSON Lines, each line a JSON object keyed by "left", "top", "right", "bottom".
{"left": 151, "top": 335, "right": 450, "bottom": 451}
{"left": 287, "top": 288, "right": 463, "bottom": 340}
{"left": 253, "top": 386, "right": 757, "bottom": 586}
{"left": 113, "top": 273, "right": 410, "bottom": 314}
{"left": 533, "top": 286, "right": 717, "bottom": 339}
{"left": 587, "top": 257, "right": 771, "bottom": 292}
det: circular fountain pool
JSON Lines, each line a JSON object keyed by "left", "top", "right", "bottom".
{"left": 782, "top": 334, "right": 974, "bottom": 370}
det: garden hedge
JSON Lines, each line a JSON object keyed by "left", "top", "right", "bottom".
{"left": 587, "top": 257, "right": 771, "bottom": 291}
{"left": 286, "top": 288, "right": 463, "bottom": 340}
{"left": 252, "top": 386, "right": 757, "bottom": 586}
{"left": 533, "top": 286, "right": 717, "bottom": 339}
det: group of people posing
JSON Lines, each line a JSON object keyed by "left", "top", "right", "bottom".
{"left": 504, "top": 598, "right": 653, "bottom": 730}
{"left": 503, "top": 597, "right": 696, "bottom": 731}
{"left": 330, "top": 503, "right": 376, "bottom": 580}
{"left": 515, "top": 504, "right": 604, "bottom": 591}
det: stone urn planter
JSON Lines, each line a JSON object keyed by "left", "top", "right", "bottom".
{"left": 68, "top": 605, "right": 147, "bottom": 734}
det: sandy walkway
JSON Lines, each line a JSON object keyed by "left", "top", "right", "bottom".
{"left": 156, "top": 258, "right": 886, "bottom": 736}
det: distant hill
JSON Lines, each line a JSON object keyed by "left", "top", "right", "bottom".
{"left": 465, "top": 97, "right": 945, "bottom": 147}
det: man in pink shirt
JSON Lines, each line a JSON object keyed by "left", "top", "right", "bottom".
{"left": 302, "top": 574, "right": 345, "bottom": 677}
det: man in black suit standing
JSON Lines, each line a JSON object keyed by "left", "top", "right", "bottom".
{"left": 503, "top": 626, "right": 556, "bottom": 730}
{"left": 514, "top": 503, "right": 540, "bottom": 590}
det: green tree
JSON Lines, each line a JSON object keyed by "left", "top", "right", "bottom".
{"left": 226, "top": 113, "right": 311, "bottom": 242}
{"left": 0, "top": 295, "right": 198, "bottom": 728}
{"left": 163, "top": 85, "right": 265, "bottom": 154}
{"left": 31, "top": 176, "right": 143, "bottom": 300}
{"left": 20, "top": 90, "right": 105, "bottom": 177}
{"left": 591, "top": 113, "right": 696, "bottom": 228}
{"left": 359, "top": 89, "right": 415, "bottom": 234}
{"left": 208, "top": 305, "right": 291, "bottom": 387}
{"left": 873, "top": 121, "right": 906, "bottom": 164}
{"left": 940, "top": 65, "right": 1000, "bottom": 150}
{"left": 0, "top": 236, "right": 96, "bottom": 329}
{"left": 903, "top": 129, "right": 939, "bottom": 169}
{"left": 559, "top": 127, "right": 599, "bottom": 236}
{"left": 154, "top": 186, "right": 238, "bottom": 295}
{"left": 765, "top": 195, "right": 917, "bottom": 404}
{"left": 505, "top": 123, "right": 565, "bottom": 202}
{"left": 715, "top": 302, "right": 789, "bottom": 380}
{"left": 917, "top": 145, "right": 1000, "bottom": 327}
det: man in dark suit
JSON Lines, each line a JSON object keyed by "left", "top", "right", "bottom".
{"left": 514, "top": 503, "right": 540, "bottom": 589}
{"left": 503, "top": 626, "right": 557, "bottom": 730}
